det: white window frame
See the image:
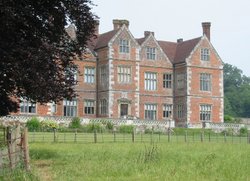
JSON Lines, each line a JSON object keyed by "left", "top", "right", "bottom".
{"left": 51, "top": 102, "right": 57, "bottom": 113}
{"left": 146, "top": 47, "right": 156, "bottom": 60}
{"left": 100, "top": 99, "right": 108, "bottom": 115}
{"left": 119, "top": 39, "right": 129, "bottom": 53}
{"left": 20, "top": 98, "right": 36, "bottom": 114}
{"left": 200, "top": 104, "right": 212, "bottom": 121}
{"left": 163, "top": 104, "right": 172, "bottom": 118}
{"left": 163, "top": 73, "right": 172, "bottom": 89}
{"left": 144, "top": 72, "right": 157, "bottom": 91}
{"left": 200, "top": 73, "right": 211, "bottom": 91}
{"left": 100, "top": 65, "right": 107, "bottom": 85}
{"left": 84, "top": 100, "right": 95, "bottom": 115}
{"left": 63, "top": 99, "right": 77, "bottom": 117}
{"left": 177, "top": 104, "right": 184, "bottom": 118}
{"left": 144, "top": 104, "right": 157, "bottom": 120}
{"left": 118, "top": 66, "right": 131, "bottom": 83}
{"left": 201, "top": 48, "right": 210, "bottom": 61}
{"left": 84, "top": 67, "right": 95, "bottom": 83}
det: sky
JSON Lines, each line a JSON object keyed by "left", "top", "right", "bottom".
{"left": 92, "top": 0, "right": 250, "bottom": 76}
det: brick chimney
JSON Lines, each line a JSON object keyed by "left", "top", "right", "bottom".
{"left": 94, "top": 20, "right": 99, "bottom": 36}
{"left": 177, "top": 38, "right": 183, "bottom": 43}
{"left": 113, "top": 19, "right": 129, "bottom": 30}
{"left": 202, "top": 22, "right": 211, "bottom": 41}
{"left": 144, "top": 31, "right": 155, "bottom": 37}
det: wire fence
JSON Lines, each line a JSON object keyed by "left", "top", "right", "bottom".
{"left": 28, "top": 129, "right": 250, "bottom": 144}
{"left": 0, "top": 126, "right": 30, "bottom": 173}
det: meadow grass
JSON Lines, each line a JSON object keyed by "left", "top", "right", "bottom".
{"left": 29, "top": 142, "right": 250, "bottom": 181}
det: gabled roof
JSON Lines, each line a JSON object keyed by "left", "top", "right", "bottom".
{"left": 157, "top": 41, "right": 177, "bottom": 63}
{"left": 136, "top": 37, "right": 146, "bottom": 45}
{"left": 174, "top": 37, "right": 201, "bottom": 63}
{"left": 95, "top": 29, "right": 119, "bottom": 50}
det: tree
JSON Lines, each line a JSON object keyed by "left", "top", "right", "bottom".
{"left": 0, "top": 0, "right": 97, "bottom": 116}
{"left": 223, "top": 63, "right": 250, "bottom": 118}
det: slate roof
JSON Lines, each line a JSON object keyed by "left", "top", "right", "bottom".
{"left": 94, "top": 29, "right": 119, "bottom": 50}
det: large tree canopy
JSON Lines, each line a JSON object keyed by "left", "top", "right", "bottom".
{"left": 0, "top": 0, "right": 97, "bottom": 116}
{"left": 223, "top": 63, "right": 250, "bottom": 118}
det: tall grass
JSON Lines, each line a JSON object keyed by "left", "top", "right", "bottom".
{"left": 29, "top": 142, "right": 250, "bottom": 181}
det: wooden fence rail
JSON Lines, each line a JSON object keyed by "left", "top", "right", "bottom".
{"left": 0, "top": 126, "right": 30, "bottom": 172}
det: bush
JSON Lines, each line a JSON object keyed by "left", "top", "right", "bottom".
{"left": 69, "top": 117, "right": 81, "bottom": 129}
{"left": 224, "top": 115, "right": 234, "bottom": 123}
{"left": 239, "top": 127, "right": 248, "bottom": 136}
{"left": 26, "top": 117, "right": 40, "bottom": 131}
{"left": 40, "top": 120, "right": 58, "bottom": 131}
{"left": 119, "top": 125, "right": 134, "bottom": 133}
{"left": 82, "top": 123, "right": 103, "bottom": 133}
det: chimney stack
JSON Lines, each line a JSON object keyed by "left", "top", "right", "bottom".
{"left": 177, "top": 38, "right": 183, "bottom": 43}
{"left": 144, "top": 31, "right": 155, "bottom": 37}
{"left": 94, "top": 20, "right": 100, "bottom": 36}
{"left": 113, "top": 19, "right": 129, "bottom": 30}
{"left": 202, "top": 22, "right": 211, "bottom": 41}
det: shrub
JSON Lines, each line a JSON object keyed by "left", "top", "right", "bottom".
{"left": 69, "top": 117, "right": 81, "bottom": 129}
{"left": 26, "top": 117, "right": 40, "bottom": 131}
{"left": 82, "top": 123, "right": 103, "bottom": 133}
{"left": 119, "top": 125, "right": 134, "bottom": 133}
{"left": 239, "top": 127, "right": 248, "bottom": 136}
{"left": 40, "top": 120, "right": 58, "bottom": 131}
{"left": 224, "top": 115, "right": 234, "bottom": 123}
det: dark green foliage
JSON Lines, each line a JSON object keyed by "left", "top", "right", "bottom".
{"left": 0, "top": 0, "right": 97, "bottom": 116}
{"left": 69, "top": 117, "right": 81, "bottom": 129}
{"left": 239, "top": 127, "right": 248, "bottom": 136}
{"left": 224, "top": 115, "right": 234, "bottom": 123}
{"left": 26, "top": 117, "right": 40, "bottom": 131}
{"left": 223, "top": 63, "right": 250, "bottom": 117}
{"left": 119, "top": 125, "right": 134, "bottom": 133}
{"left": 82, "top": 123, "right": 103, "bottom": 133}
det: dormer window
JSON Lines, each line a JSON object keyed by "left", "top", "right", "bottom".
{"left": 146, "top": 47, "right": 156, "bottom": 60}
{"left": 119, "top": 39, "right": 129, "bottom": 53}
{"left": 201, "top": 48, "right": 210, "bottom": 61}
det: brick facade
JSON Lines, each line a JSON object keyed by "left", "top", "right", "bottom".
{"left": 15, "top": 20, "right": 224, "bottom": 127}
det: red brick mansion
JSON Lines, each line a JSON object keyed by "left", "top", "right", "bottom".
{"left": 17, "top": 20, "right": 224, "bottom": 127}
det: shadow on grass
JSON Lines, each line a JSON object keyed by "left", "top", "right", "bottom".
{"left": 30, "top": 148, "right": 59, "bottom": 160}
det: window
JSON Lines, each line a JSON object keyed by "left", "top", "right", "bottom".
{"left": 177, "top": 105, "right": 184, "bottom": 118}
{"left": 163, "top": 104, "right": 172, "bottom": 118}
{"left": 200, "top": 104, "right": 212, "bottom": 121}
{"left": 63, "top": 99, "right": 77, "bottom": 117}
{"left": 100, "top": 65, "right": 107, "bottom": 84}
{"left": 51, "top": 102, "right": 57, "bottom": 113}
{"left": 84, "top": 100, "right": 95, "bottom": 115}
{"left": 119, "top": 39, "right": 129, "bottom": 53}
{"left": 118, "top": 66, "right": 131, "bottom": 83}
{"left": 145, "top": 104, "right": 157, "bottom": 120}
{"left": 84, "top": 67, "right": 95, "bottom": 83}
{"left": 145, "top": 72, "right": 157, "bottom": 90}
{"left": 20, "top": 98, "right": 36, "bottom": 113}
{"left": 163, "top": 73, "right": 172, "bottom": 88}
{"left": 146, "top": 47, "right": 156, "bottom": 60}
{"left": 177, "top": 73, "right": 185, "bottom": 89}
{"left": 100, "top": 99, "right": 108, "bottom": 115}
{"left": 65, "top": 67, "right": 77, "bottom": 84}
{"left": 201, "top": 48, "right": 210, "bottom": 61}
{"left": 200, "top": 73, "right": 211, "bottom": 91}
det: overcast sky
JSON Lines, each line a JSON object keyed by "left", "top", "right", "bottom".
{"left": 93, "top": 0, "right": 250, "bottom": 76}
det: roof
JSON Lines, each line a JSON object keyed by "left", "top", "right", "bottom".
{"left": 95, "top": 29, "right": 119, "bottom": 50}
{"left": 157, "top": 41, "right": 177, "bottom": 62}
{"left": 174, "top": 37, "right": 201, "bottom": 63}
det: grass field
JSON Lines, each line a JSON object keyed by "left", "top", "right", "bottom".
{"left": 19, "top": 142, "right": 249, "bottom": 181}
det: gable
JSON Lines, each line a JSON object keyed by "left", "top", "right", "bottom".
{"left": 140, "top": 34, "right": 172, "bottom": 64}
{"left": 186, "top": 36, "right": 223, "bottom": 68}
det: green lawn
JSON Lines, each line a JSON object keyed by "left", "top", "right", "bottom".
{"left": 25, "top": 142, "right": 250, "bottom": 181}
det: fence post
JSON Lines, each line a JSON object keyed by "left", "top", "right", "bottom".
{"left": 113, "top": 131, "right": 116, "bottom": 142}
{"left": 200, "top": 131, "right": 204, "bottom": 143}
{"left": 208, "top": 131, "right": 211, "bottom": 142}
{"left": 74, "top": 129, "right": 77, "bottom": 143}
{"left": 7, "top": 127, "right": 13, "bottom": 169}
{"left": 224, "top": 132, "right": 227, "bottom": 143}
{"left": 132, "top": 130, "right": 135, "bottom": 143}
{"left": 94, "top": 130, "right": 97, "bottom": 143}
{"left": 185, "top": 130, "right": 187, "bottom": 143}
{"left": 167, "top": 130, "right": 170, "bottom": 142}
{"left": 23, "top": 128, "right": 30, "bottom": 171}
{"left": 53, "top": 128, "right": 56, "bottom": 142}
